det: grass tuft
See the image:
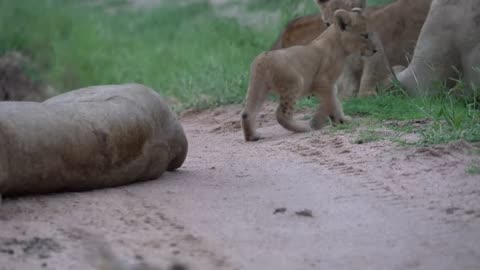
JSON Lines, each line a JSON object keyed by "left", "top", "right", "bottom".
{"left": 466, "top": 162, "right": 480, "bottom": 175}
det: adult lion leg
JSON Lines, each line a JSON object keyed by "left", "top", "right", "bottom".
{"left": 397, "top": 50, "right": 459, "bottom": 96}
{"left": 241, "top": 85, "right": 268, "bottom": 142}
{"left": 336, "top": 55, "right": 363, "bottom": 99}
{"left": 358, "top": 54, "right": 389, "bottom": 96}
{"left": 358, "top": 33, "right": 389, "bottom": 97}
{"left": 396, "top": 17, "right": 460, "bottom": 96}
{"left": 462, "top": 45, "right": 480, "bottom": 98}
{"left": 276, "top": 94, "right": 312, "bottom": 133}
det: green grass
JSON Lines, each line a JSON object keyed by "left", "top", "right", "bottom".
{"left": 0, "top": 0, "right": 286, "bottom": 110}
{"left": 466, "top": 162, "right": 480, "bottom": 175}
{"left": 353, "top": 129, "right": 384, "bottom": 144}
{"left": 344, "top": 88, "right": 480, "bottom": 145}
{"left": 1, "top": 0, "right": 478, "bottom": 146}
{"left": 368, "top": 0, "right": 395, "bottom": 5}
{"left": 299, "top": 86, "right": 480, "bottom": 145}
{"left": 0, "top": 0, "right": 390, "bottom": 109}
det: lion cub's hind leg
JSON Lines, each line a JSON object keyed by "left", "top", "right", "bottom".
{"left": 310, "top": 105, "right": 328, "bottom": 130}
{"left": 276, "top": 94, "right": 312, "bottom": 133}
{"left": 241, "top": 84, "right": 268, "bottom": 142}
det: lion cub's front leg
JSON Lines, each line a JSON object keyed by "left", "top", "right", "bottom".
{"left": 310, "top": 87, "right": 351, "bottom": 129}
{"left": 329, "top": 94, "right": 351, "bottom": 124}
{"left": 330, "top": 85, "right": 351, "bottom": 124}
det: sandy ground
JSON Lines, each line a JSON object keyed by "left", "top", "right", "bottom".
{"left": 1, "top": 103, "right": 479, "bottom": 270}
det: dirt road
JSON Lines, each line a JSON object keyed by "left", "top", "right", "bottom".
{"left": 1, "top": 104, "right": 479, "bottom": 270}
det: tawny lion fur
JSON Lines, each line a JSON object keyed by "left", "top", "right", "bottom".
{"left": 316, "top": 0, "right": 432, "bottom": 98}
{"left": 0, "top": 84, "right": 188, "bottom": 197}
{"left": 241, "top": 9, "right": 376, "bottom": 142}
{"left": 395, "top": 0, "right": 480, "bottom": 97}
{"left": 270, "top": 14, "right": 327, "bottom": 50}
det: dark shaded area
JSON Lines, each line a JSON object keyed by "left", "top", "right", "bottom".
{"left": 0, "top": 51, "right": 47, "bottom": 101}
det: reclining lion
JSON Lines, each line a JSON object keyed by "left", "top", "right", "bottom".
{"left": 395, "top": 0, "right": 480, "bottom": 96}
{"left": 241, "top": 8, "right": 377, "bottom": 141}
{"left": 0, "top": 84, "right": 188, "bottom": 197}
{"left": 316, "top": 0, "right": 432, "bottom": 97}
{"left": 270, "top": 14, "right": 327, "bottom": 50}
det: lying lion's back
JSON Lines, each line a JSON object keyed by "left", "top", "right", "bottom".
{"left": 0, "top": 84, "right": 187, "bottom": 196}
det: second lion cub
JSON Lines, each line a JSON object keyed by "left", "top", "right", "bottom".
{"left": 241, "top": 8, "right": 376, "bottom": 141}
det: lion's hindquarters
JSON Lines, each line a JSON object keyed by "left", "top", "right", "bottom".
{"left": 397, "top": 30, "right": 460, "bottom": 95}
{"left": 391, "top": 0, "right": 480, "bottom": 96}
{"left": 167, "top": 124, "right": 188, "bottom": 171}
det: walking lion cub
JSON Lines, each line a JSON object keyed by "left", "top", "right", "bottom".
{"left": 241, "top": 8, "right": 376, "bottom": 141}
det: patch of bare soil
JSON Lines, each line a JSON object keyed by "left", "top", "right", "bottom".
{"left": 188, "top": 104, "right": 480, "bottom": 220}
{"left": 1, "top": 104, "right": 479, "bottom": 270}
{"left": 182, "top": 102, "right": 277, "bottom": 134}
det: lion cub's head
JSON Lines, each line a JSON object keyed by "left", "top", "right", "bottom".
{"left": 334, "top": 8, "right": 376, "bottom": 57}
{"left": 316, "top": 0, "right": 366, "bottom": 26}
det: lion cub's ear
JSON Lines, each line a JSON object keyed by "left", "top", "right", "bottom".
{"left": 334, "top": 9, "right": 352, "bottom": 31}
{"left": 315, "top": 0, "right": 330, "bottom": 4}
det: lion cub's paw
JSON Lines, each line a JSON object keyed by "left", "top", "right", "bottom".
{"left": 245, "top": 134, "right": 263, "bottom": 142}
{"left": 340, "top": 115, "right": 352, "bottom": 123}
{"left": 330, "top": 115, "right": 352, "bottom": 125}
{"left": 310, "top": 117, "right": 326, "bottom": 130}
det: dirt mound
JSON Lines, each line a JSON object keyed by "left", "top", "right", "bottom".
{"left": 0, "top": 51, "right": 47, "bottom": 101}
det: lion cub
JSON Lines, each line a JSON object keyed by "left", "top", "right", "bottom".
{"left": 241, "top": 8, "right": 376, "bottom": 141}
